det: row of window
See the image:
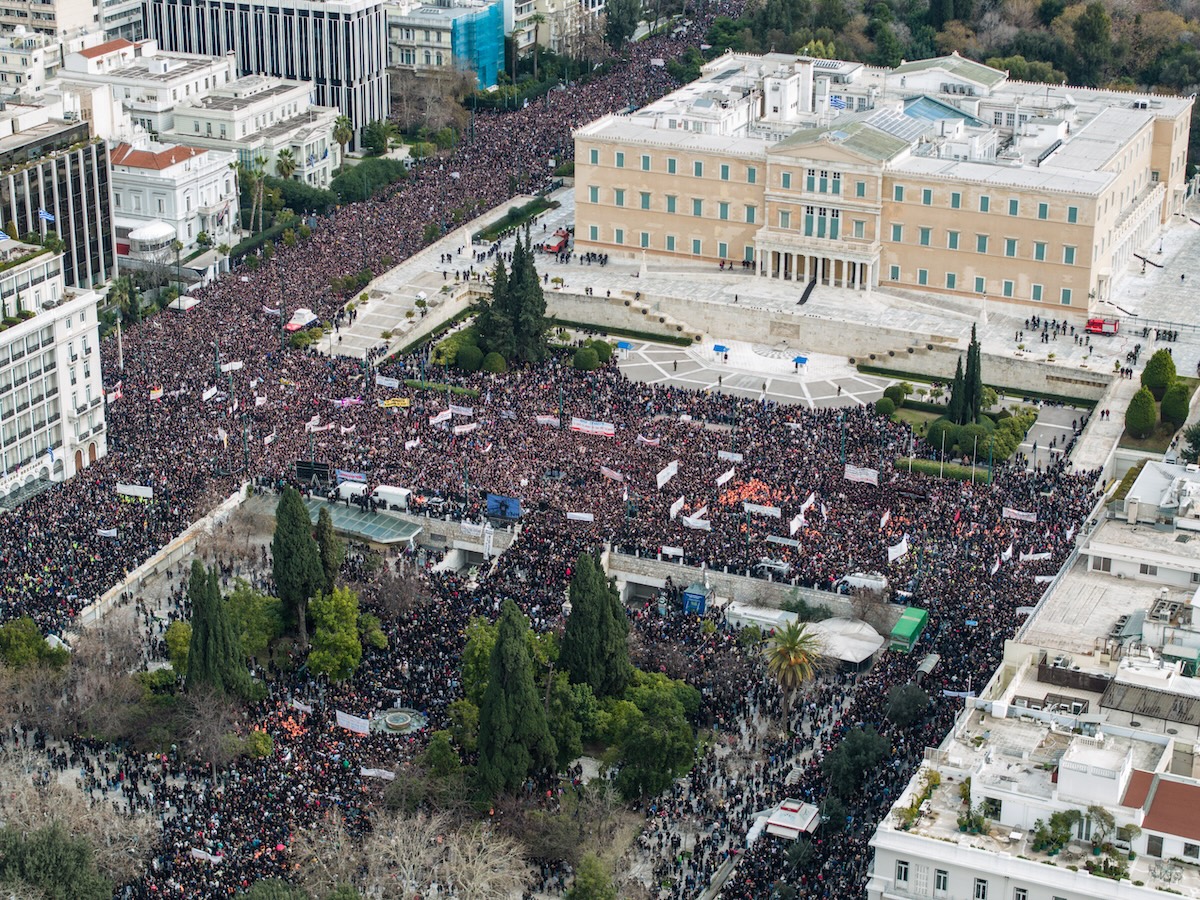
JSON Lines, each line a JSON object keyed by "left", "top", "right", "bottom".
{"left": 586, "top": 148, "right": 758, "bottom": 184}
{"left": 584, "top": 224, "right": 753, "bottom": 260}
{"left": 585, "top": 186, "right": 758, "bottom": 223}
{"left": 890, "top": 226, "right": 1078, "bottom": 263}
{"left": 893, "top": 185, "right": 1081, "bottom": 223}
{"left": 896, "top": 860, "right": 1063, "bottom": 900}
{"left": 885, "top": 265, "right": 1075, "bottom": 305}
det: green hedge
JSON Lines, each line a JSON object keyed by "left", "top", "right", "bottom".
{"left": 404, "top": 379, "right": 480, "bottom": 398}
{"left": 901, "top": 398, "right": 950, "bottom": 415}
{"left": 549, "top": 319, "right": 695, "bottom": 347}
{"left": 392, "top": 305, "right": 480, "bottom": 359}
{"left": 896, "top": 456, "right": 991, "bottom": 484}
{"left": 232, "top": 218, "right": 294, "bottom": 263}
{"left": 474, "top": 198, "right": 560, "bottom": 242}
{"left": 1112, "top": 460, "right": 1147, "bottom": 502}
{"left": 856, "top": 364, "right": 1098, "bottom": 409}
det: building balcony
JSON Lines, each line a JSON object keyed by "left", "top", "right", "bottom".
{"left": 755, "top": 226, "right": 881, "bottom": 264}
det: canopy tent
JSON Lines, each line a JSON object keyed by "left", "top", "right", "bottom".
{"left": 765, "top": 799, "right": 821, "bottom": 840}
{"left": 724, "top": 605, "right": 884, "bottom": 667}
{"left": 890, "top": 607, "right": 929, "bottom": 652}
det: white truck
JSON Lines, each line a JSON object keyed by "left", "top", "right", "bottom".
{"left": 372, "top": 485, "right": 412, "bottom": 512}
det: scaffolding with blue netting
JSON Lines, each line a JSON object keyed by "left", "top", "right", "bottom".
{"left": 452, "top": 2, "right": 504, "bottom": 89}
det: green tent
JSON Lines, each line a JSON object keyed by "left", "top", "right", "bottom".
{"left": 890, "top": 607, "right": 928, "bottom": 653}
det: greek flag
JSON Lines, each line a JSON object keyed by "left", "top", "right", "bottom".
{"left": 829, "top": 95, "right": 846, "bottom": 110}
{"left": 0, "top": 231, "right": 9, "bottom": 241}
{"left": 38, "top": 208, "right": 55, "bottom": 223}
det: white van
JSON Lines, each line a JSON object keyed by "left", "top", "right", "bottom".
{"left": 372, "top": 485, "right": 412, "bottom": 511}
{"left": 336, "top": 481, "right": 368, "bottom": 502}
{"left": 836, "top": 572, "right": 888, "bottom": 594}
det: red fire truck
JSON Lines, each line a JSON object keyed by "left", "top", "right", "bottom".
{"left": 1085, "top": 317, "right": 1119, "bottom": 335}
{"left": 543, "top": 229, "right": 571, "bottom": 253}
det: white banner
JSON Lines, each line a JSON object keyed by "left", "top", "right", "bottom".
{"left": 335, "top": 710, "right": 371, "bottom": 735}
{"left": 305, "top": 414, "right": 321, "bottom": 432}
{"left": 202, "top": 386, "right": 218, "bottom": 402}
{"left": 600, "top": 466, "right": 624, "bottom": 482}
{"left": 461, "top": 522, "right": 484, "bottom": 538}
{"left": 255, "top": 395, "right": 267, "bottom": 407}
{"left": 404, "top": 438, "right": 421, "bottom": 450}
{"left": 717, "top": 467, "right": 736, "bottom": 487}
{"left": 637, "top": 434, "right": 661, "bottom": 447}
{"left": 1034, "top": 574, "right": 1056, "bottom": 583}
{"left": 1003, "top": 506, "right": 1038, "bottom": 523}
{"left": 375, "top": 375, "right": 400, "bottom": 389}
{"left": 790, "top": 513, "right": 804, "bottom": 536}
{"left": 887, "top": 535, "right": 910, "bottom": 563}
{"left": 670, "top": 495, "right": 685, "bottom": 519}
{"left": 1001, "top": 542, "right": 1014, "bottom": 562}
{"left": 190, "top": 849, "right": 223, "bottom": 864}
{"left": 566, "top": 511, "right": 595, "bottom": 522}
{"left": 657, "top": 460, "right": 680, "bottom": 490}
{"left": 340, "top": 425, "right": 356, "bottom": 435}
{"left": 217, "top": 427, "right": 228, "bottom": 446}
{"left": 116, "top": 483, "right": 154, "bottom": 500}
{"left": 429, "top": 409, "right": 452, "bottom": 426}
{"left": 1020, "top": 551, "right": 1052, "bottom": 562}
{"left": 219, "top": 360, "right": 243, "bottom": 373}
{"left": 359, "top": 767, "right": 396, "bottom": 780}
{"left": 800, "top": 492, "right": 817, "bottom": 513}
{"left": 990, "top": 558, "right": 1000, "bottom": 576}
{"left": 291, "top": 699, "right": 313, "bottom": 714}
{"left": 661, "top": 545, "right": 684, "bottom": 557}
{"left": 570, "top": 417, "right": 615, "bottom": 437}
{"left": 483, "top": 527, "right": 494, "bottom": 559}
{"left": 449, "top": 404, "right": 474, "bottom": 417}
{"left": 681, "top": 515, "right": 711, "bottom": 531}
{"left": 880, "top": 510, "right": 891, "bottom": 529}
{"left": 743, "top": 502, "right": 781, "bottom": 519}
{"left": 96, "top": 527, "right": 117, "bottom": 538}
{"left": 264, "top": 432, "right": 276, "bottom": 446}
{"left": 718, "top": 450, "right": 743, "bottom": 463}
{"left": 536, "top": 415, "right": 560, "bottom": 427}
{"left": 844, "top": 464, "right": 879, "bottom": 485}
{"left": 453, "top": 422, "right": 478, "bottom": 435}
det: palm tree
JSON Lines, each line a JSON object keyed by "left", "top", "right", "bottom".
{"left": 251, "top": 154, "right": 268, "bottom": 234}
{"left": 332, "top": 115, "right": 353, "bottom": 170}
{"left": 275, "top": 148, "right": 298, "bottom": 180}
{"left": 763, "top": 621, "right": 826, "bottom": 732}
{"left": 529, "top": 12, "right": 546, "bottom": 81}
{"left": 217, "top": 243, "right": 231, "bottom": 274}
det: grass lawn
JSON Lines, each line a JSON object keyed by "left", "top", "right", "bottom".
{"left": 1120, "top": 421, "right": 1177, "bottom": 453}
{"left": 894, "top": 408, "right": 941, "bottom": 434}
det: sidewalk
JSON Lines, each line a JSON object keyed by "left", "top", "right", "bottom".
{"left": 1068, "top": 376, "right": 1142, "bottom": 474}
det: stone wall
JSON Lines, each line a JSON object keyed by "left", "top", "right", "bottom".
{"left": 545, "top": 289, "right": 1115, "bottom": 401}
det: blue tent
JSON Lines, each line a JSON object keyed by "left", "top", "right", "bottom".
{"left": 793, "top": 356, "right": 808, "bottom": 365}
{"left": 617, "top": 340, "right": 633, "bottom": 350}
{"left": 713, "top": 344, "right": 729, "bottom": 353}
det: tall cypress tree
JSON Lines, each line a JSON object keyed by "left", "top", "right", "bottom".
{"left": 314, "top": 505, "right": 345, "bottom": 595}
{"left": 478, "top": 255, "right": 515, "bottom": 360}
{"left": 947, "top": 356, "right": 964, "bottom": 426}
{"left": 561, "top": 553, "right": 631, "bottom": 698}
{"left": 272, "top": 487, "right": 324, "bottom": 648}
{"left": 477, "top": 599, "right": 556, "bottom": 796}
{"left": 186, "top": 561, "right": 247, "bottom": 695}
{"left": 968, "top": 324, "right": 984, "bottom": 423}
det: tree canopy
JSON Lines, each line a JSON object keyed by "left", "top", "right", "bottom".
{"left": 272, "top": 487, "right": 324, "bottom": 646}
{"left": 476, "top": 232, "right": 549, "bottom": 365}
{"left": 308, "top": 586, "right": 364, "bottom": 682}
{"left": 185, "top": 561, "right": 248, "bottom": 696}
{"left": 763, "top": 621, "right": 826, "bottom": 729}
{"left": 477, "top": 600, "right": 557, "bottom": 796}
{"left": 560, "top": 553, "right": 632, "bottom": 698}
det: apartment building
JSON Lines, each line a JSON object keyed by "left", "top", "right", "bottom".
{"left": 0, "top": 0, "right": 97, "bottom": 36}
{"left": 58, "top": 38, "right": 238, "bottom": 139}
{"left": 0, "top": 27, "right": 106, "bottom": 96}
{"left": 868, "top": 463, "right": 1200, "bottom": 900}
{"left": 144, "top": 0, "right": 388, "bottom": 148}
{"left": 573, "top": 52, "right": 1192, "bottom": 315}
{"left": 386, "top": 0, "right": 504, "bottom": 88}
{"left": 0, "top": 239, "right": 105, "bottom": 507}
{"left": 163, "top": 76, "right": 340, "bottom": 186}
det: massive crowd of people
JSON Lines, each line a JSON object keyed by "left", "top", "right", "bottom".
{"left": 0, "top": 8, "right": 1110, "bottom": 898}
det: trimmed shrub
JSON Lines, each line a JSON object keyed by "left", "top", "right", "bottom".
{"left": 924, "top": 418, "right": 959, "bottom": 454}
{"left": 957, "top": 423, "right": 992, "bottom": 458}
{"left": 1141, "top": 349, "right": 1177, "bottom": 400}
{"left": 589, "top": 340, "right": 613, "bottom": 363}
{"left": 1126, "top": 386, "right": 1157, "bottom": 439}
{"left": 875, "top": 397, "right": 896, "bottom": 417}
{"left": 1162, "top": 381, "right": 1190, "bottom": 427}
{"left": 456, "top": 344, "right": 484, "bottom": 372}
{"left": 883, "top": 385, "right": 907, "bottom": 408}
{"left": 481, "top": 351, "right": 507, "bottom": 374}
{"left": 573, "top": 347, "right": 600, "bottom": 371}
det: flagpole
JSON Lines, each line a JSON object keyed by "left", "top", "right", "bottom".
{"left": 116, "top": 316, "right": 124, "bottom": 372}
{"left": 940, "top": 429, "right": 946, "bottom": 478}
{"left": 972, "top": 435, "right": 977, "bottom": 482}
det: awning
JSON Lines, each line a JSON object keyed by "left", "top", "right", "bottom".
{"left": 793, "top": 356, "right": 808, "bottom": 365}
{"left": 713, "top": 344, "right": 728, "bottom": 353}
{"left": 616, "top": 341, "right": 633, "bottom": 350}
{"left": 765, "top": 799, "right": 820, "bottom": 840}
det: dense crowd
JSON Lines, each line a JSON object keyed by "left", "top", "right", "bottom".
{"left": 0, "top": 8, "right": 1110, "bottom": 898}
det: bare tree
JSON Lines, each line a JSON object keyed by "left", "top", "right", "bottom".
{"left": 290, "top": 808, "right": 362, "bottom": 898}
{"left": 0, "top": 750, "right": 156, "bottom": 886}
{"left": 180, "top": 684, "right": 244, "bottom": 771}
{"left": 440, "top": 823, "right": 532, "bottom": 900}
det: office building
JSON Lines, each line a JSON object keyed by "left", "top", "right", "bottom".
{"left": 0, "top": 239, "right": 105, "bottom": 507}
{"left": 144, "top": 0, "right": 389, "bottom": 148}
{"left": 163, "top": 75, "right": 340, "bottom": 186}
{"left": 386, "top": 0, "right": 503, "bottom": 88}
{"left": 868, "top": 463, "right": 1200, "bottom": 900}
{"left": 573, "top": 52, "right": 1193, "bottom": 314}
{"left": 0, "top": 102, "right": 117, "bottom": 290}
{"left": 100, "top": 0, "right": 145, "bottom": 39}
{"left": 0, "top": 0, "right": 98, "bottom": 37}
